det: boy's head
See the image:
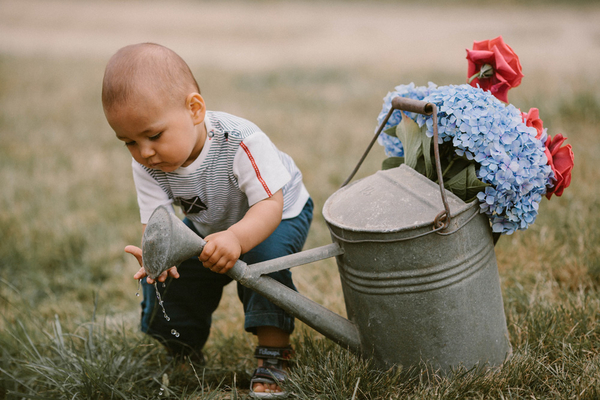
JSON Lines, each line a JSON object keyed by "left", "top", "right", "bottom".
{"left": 102, "top": 43, "right": 200, "bottom": 113}
{"left": 103, "top": 43, "right": 207, "bottom": 173}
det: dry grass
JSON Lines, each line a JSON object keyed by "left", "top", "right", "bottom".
{"left": 1, "top": 40, "right": 599, "bottom": 398}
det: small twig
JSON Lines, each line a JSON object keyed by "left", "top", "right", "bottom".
{"left": 233, "top": 372, "right": 238, "bottom": 400}
{"left": 54, "top": 314, "right": 65, "bottom": 350}
{"left": 351, "top": 377, "right": 360, "bottom": 400}
{"left": 0, "top": 277, "right": 20, "bottom": 293}
{"left": 188, "top": 355, "right": 203, "bottom": 391}
{"left": 87, "top": 291, "right": 98, "bottom": 356}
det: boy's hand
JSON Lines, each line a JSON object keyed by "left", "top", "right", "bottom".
{"left": 198, "top": 190, "right": 283, "bottom": 274}
{"left": 124, "top": 245, "right": 180, "bottom": 284}
{"left": 200, "top": 230, "right": 242, "bottom": 274}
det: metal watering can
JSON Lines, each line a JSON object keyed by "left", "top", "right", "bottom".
{"left": 142, "top": 98, "right": 512, "bottom": 373}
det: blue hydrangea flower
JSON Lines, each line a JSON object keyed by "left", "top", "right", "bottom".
{"left": 377, "top": 83, "right": 553, "bottom": 235}
{"left": 375, "top": 82, "right": 438, "bottom": 157}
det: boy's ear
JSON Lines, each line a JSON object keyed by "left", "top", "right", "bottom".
{"left": 186, "top": 93, "right": 206, "bottom": 125}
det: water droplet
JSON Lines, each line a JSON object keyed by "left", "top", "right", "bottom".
{"left": 154, "top": 282, "right": 170, "bottom": 321}
{"left": 135, "top": 278, "right": 142, "bottom": 297}
{"left": 170, "top": 329, "right": 180, "bottom": 337}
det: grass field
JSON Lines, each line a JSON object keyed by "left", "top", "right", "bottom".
{"left": 1, "top": 2, "right": 600, "bottom": 397}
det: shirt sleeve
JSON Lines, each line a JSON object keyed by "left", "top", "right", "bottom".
{"left": 233, "top": 131, "right": 292, "bottom": 207}
{"left": 131, "top": 159, "right": 174, "bottom": 224}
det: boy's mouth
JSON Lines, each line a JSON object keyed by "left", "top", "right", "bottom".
{"left": 147, "top": 159, "right": 162, "bottom": 168}
{"left": 150, "top": 161, "right": 178, "bottom": 172}
{"left": 148, "top": 162, "right": 165, "bottom": 170}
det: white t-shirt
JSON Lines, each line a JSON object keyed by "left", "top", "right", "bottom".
{"left": 132, "top": 111, "right": 310, "bottom": 236}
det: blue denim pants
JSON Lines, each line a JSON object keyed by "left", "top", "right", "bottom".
{"left": 140, "top": 198, "right": 313, "bottom": 357}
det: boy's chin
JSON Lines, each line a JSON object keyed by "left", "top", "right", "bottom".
{"left": 148, "top": 163, "right": 179, "bottom": 172}
{"left": 157, "top": 165, "right": 179, "bottom": 173}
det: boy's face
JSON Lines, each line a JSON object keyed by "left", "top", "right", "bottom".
{"left": 106, "top": 92, "right": 206, "bottom": 173}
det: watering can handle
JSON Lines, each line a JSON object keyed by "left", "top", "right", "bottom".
{"left": 341, "top": 97, "right": 451, "bottom": 229}
{"left": 169, "top": 237, "right": 343, "bottom": 282}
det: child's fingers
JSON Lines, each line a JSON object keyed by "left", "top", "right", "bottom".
{"left": 204, "top": 256, "right": 236, "bottom": 274}
{"left": 211, "top": 258, "right": 236, "bottom": 274}
{"left": 167, "top": 266, "right": 180, "bottom": 279}
{"left": 199, "top": 232, "right": 241, "bottom": 274}
{"left": 198, "top": 241, "right": 220, "bottom": 268}
{"left": 153, "top": 266, "right": 179, "bottom": 283}
{"left": 132, "top": 267, "right": 158, "bottom": 285}
{"left": 124, "top": 245, "right": 143, "bottom": 267}
{"left": 133, "top": 266, "right": 147, "bottom": 280}
{"left": 156, "top": 270, "right": 169, "bottom": 283}
{"left": 198, "top": 240, "right": 215, "bottom": 263}
{"left": 127, "top": 246, "right": 150, "bottom": 281}
{"left": 200, "top": 248, "right": 229, "bottom": 273}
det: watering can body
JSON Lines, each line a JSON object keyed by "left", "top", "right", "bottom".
{"left": 323, "top": 165, "right": 511, "bottom": 371}
{"left": 142, "top": 164, "right": 511, "bottom": 374}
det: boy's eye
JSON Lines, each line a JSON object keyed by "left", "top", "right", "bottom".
{"left": 149, "top": 132, "right": 163, "bottom": 141}
{"left": 125, "top": 141, "right": 135, "bottom": 146}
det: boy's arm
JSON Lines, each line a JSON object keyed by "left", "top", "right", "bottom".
{"left": 200, "top": 189, "right": 284, "bottom": 274}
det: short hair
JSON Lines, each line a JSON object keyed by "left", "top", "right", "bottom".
{"left": 102, "top": 43, "right": 200, "bottom": 111}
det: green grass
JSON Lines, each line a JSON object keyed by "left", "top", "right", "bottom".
{"left": 1, "top": 48, "right": 600, "bottom": 399}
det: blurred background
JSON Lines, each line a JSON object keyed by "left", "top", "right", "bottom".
{"left": 1, "top": 0, "right": 600, "bottom": 398}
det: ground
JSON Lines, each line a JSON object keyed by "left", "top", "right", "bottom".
{"left": 1, "top": 0, "right": 600, "bottom": 78}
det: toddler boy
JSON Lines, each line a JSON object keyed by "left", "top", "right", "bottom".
{"left": 102, "top": 43, "right": 312, "bottom": 398}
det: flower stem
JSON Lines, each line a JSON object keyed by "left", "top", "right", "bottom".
{"left": 468, "top": 64, "right": 494, "bottom": 84}
{"left": 442, "top": 159, "right": 456, "bottom": 178}
{"left": 468, "top": 72, "right": 480, "bottom": 84}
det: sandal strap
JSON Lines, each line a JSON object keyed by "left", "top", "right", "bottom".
{"left": 251, "top": 365, "right": 287, "bottom": 384}
{"left": 254, "top": 345, "right": 294, "bottom": 361}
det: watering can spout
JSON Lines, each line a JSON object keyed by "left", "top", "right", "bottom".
{"left": 142, "top": 206, "right": 362, "bottom": 354}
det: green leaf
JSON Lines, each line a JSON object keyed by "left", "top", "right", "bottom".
{"left": 464, "top": 164, "right": 490, "bottom": 201}
{"left": 413, "top": 157, "right": 429, "bottom": 177}
{"left": 395, "top": 112, "right": 425, "bottom": 170}
{"left": 421, "top": 132, "right": 433, "bottom": 179}
{"left": 442, "top": 157, "right": 472, "bottom": 180}
{"left": 383, "top": 125, "right": 397, "bottom": 138}
{"left": 382, "top": 157, "right": 404, "bottom": 170}
{"left": 444, "top": 163, "right": 489, "bottom": 202}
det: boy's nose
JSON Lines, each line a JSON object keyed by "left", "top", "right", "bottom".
{"left": 140, "top": 143, "right": 156, "bottom": 158}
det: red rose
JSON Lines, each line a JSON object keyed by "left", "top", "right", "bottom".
{"left": 522, "top": 108, "right": 544, "bottom": 139}
{"left": 545, "top": 133, "right": 574, "bottom": 199}
{"left": 466, "top": 36, "right": 524, "bottom": 103}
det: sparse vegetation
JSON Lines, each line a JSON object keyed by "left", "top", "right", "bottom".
{"left": 1, "top": 18, "right": 600, "bottom": 398}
